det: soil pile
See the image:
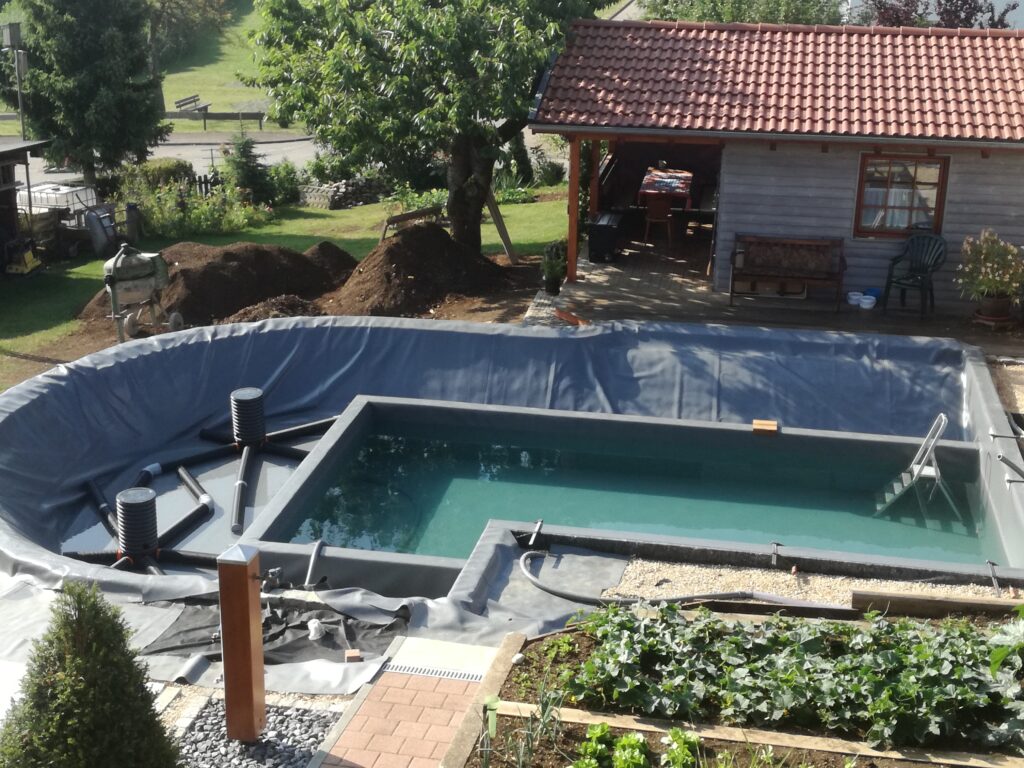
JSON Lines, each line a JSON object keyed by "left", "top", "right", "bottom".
{"left": 304, "top": 241, "right": 357, "bottom": 284}
{"left": 320, "top": 223, "right": 504, "bottom": 317}
{"left": 81, "top": 241, "right": 347, "bottom": 326}
{"left": 223, "top": 295, "right": 323, "bottom": 323}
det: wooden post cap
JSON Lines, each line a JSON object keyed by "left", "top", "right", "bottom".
{"left": 217, "top": 543, "right": 260, "bottom": 565}
{"left": 752, "top": 419, "right": 779, "bottom": 434}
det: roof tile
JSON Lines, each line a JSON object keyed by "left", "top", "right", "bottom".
{"left": 532, "top": 19, "right": 1024, "bottom": 143}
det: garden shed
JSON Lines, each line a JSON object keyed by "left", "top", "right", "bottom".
{"left": 528, "top": 20, "right": 1024, "bottom": 306}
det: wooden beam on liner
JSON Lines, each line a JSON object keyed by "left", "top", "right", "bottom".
{"left": 851, "top": 590, "right": 1021, "bottom": 618}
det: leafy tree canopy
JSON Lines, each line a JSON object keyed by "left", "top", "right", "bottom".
{"left": 251, "top": 0, "right": 602, "bottom": 252}
{"left": 642, "top": 0, "right": 845, "bottom": 24}
{"left": 3, "top": 0, "right": 169, "bottom": 184}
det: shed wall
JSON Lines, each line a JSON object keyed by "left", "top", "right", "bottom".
{"left": 713, "top": 141, "right": 1024, "bottom": 306}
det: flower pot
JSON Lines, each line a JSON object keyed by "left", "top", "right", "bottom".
{"left": 543, "top": 276, "right": 562, "bottom": 295}
{"left": 978, "top": 294, "right": 1013, "bottom": 320}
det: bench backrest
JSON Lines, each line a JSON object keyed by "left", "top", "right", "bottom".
{"left": 174, "top": 95, "right": 200, "bottom": 108}
{"left": 736, "top": 235, "right": 843, "bottom": 274}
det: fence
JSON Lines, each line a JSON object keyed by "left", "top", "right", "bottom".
{"left": 189, "top": 173, "right": 221, "bottom": 197}
{"left": 165, "top": 110, "right": 265, "bottom": 130}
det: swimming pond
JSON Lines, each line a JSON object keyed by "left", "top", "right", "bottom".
{"left": 255, "top": 397, "right": 1003, "bottom": 568}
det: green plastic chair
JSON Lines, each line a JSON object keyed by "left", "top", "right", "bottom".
{"left": 881, "top": 233, "right": 947, "bottom": 316}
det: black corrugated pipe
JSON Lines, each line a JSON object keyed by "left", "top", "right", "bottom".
{"left": 64, "top": 549, "right": 118, "bottom": 564}
{"left": 116, "top": 488, "right": 159, "bottom": 558}
{"left": 86, "top": 479, "right": 118, "bottom": 536}
{"left": 158, "top": 502, "right": 214, "bottom": 549}
{"left": 231, "top": 388, "right": 266, "bottom": 446}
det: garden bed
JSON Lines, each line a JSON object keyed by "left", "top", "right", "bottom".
{"left": 490, "top": 604, "right": 1024, "bottom": 761}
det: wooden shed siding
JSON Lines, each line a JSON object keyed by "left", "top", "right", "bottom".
{"left": 713, "top": 141, "right": 1024, "bottom": 306}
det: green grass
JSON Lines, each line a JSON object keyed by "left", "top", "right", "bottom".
{"left": 0, "top": 258, "right": 105, "bottom": 355}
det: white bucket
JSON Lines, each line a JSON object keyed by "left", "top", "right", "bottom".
{"left": 847, "top": 291, "right": 864, "bottom": 305}
{"left": 859, "top": 295, "right": 877, "bottom": 310}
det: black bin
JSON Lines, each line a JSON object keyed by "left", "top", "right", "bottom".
{"left": 587, "top": 212, "right": 622, "bottom": 263}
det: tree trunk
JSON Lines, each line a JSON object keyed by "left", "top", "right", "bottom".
{"left": 82, "top": 162, "right": 97, "bottom": 187}
{"left": 447, "top": 133, "right": 495, "bottom": 254}
{"left": 148, "top": 18, "right": 167, "bottom": 114}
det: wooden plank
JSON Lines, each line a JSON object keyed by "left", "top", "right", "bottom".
{"left": 497, "top": 703, "right": 1024, "bottom": 768}
{"left": 567, "top": 138, "right": 581, "bottom": 282}
{"left": 218, "top": 546, "right": 266, "bottom": 742}
{"left": 851, "top": 590, "right": 1018, "bottom": 618}
{"left": 485, "top": 188, "right": 516, "bottom": 264}
{"left": 752, "top": 419, "right": 778, "bottom": 434}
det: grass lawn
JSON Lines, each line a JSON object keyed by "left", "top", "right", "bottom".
{"left": 0, "top": 190, "right": 568, "bottom": 387}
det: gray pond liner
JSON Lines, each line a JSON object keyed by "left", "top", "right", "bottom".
{"left": 1, "top": 316, "right": 1023, "bottom": 608}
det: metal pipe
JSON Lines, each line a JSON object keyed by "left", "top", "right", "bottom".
{"left": 86, "top": 479, "right": 118, "bottom": 536}
{"left": 110, "top": 556, "right": 133, "bottom": 570}
{"left": 997, "top": 453, "right": 1024, "bottom": 480}
{"left": 141, "top": 555, "right": 165, "bottom": 576}
{"left": 230, "top": 445, "right": 254, "bottom": 534}
{"left": 177, "top": 466, "right": 207, "bottom": 502}
{"left": 304, "top": 539, "right": 324, "bottom": 588}
{"left": 263, "top": 442, "right": 310, "bottom": 462}
{"left": 158, "top": 501, "right": 213, "bottom": 549}
{"left": 267, "top": 417, "right": 337, "bottom": 441}
{"left": 528, "top": 519, "right": 544, "bottom": 547}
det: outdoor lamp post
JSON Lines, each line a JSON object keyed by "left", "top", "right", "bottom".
{"left": 1, "top": 23, "right": 27, "bottom": 141}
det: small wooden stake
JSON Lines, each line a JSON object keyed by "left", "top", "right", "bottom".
{"left": 218, "top": 544, "right": 266, "bottom": 742}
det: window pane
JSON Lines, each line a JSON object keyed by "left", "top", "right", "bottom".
{"left": 888, "top": 187, "right": 912, "bottom": 207}
{"left": 915, "top": 186, "right": 937, "bottom": 210}
{"left": 915, "top": 163, "right": 941, "bottom": 185}
{"left": 860, "top": 207, "right": 884, "bottom": 229}
{"left": 886, "top": 209, "right": 910, "bottom": 229}
{"left": 889, "top": 162, "right": 916, "bottom": 186}
{"left": 911, "top": 209, "right": 933, "bottom": 227}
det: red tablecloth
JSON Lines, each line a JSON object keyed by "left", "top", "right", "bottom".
{"left": 638, "top": 167, "right": 694, "bottom": 206}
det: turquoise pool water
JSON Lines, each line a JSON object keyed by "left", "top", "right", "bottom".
{"left": 281, "top": 430, "right": 997, "bottom": 565}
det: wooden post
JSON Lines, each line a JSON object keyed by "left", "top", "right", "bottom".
{"left": 485, "top": 188, "right": 517, "bottom": 264}
{"left": 218, "top": 544, "right": 266, "bottom": 742}
{"left": 567, "top": 137, "right": 581, "bottom": 282}
{"left": 589, "top": 141, "right": 601, "bottom": 218}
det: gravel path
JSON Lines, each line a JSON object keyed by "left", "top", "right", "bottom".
{"left": 604, "top": 559, "right": 1019, "bottom": 606}
{"left": 178, "top": 698, "right": 338, "bottom": 768}
{"left": 990, "top": 362, "right": 1024, "bottom": 413}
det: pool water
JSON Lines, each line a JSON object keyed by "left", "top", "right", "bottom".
{"left": 281, "top": 430, "right": 996, "bottom": 565}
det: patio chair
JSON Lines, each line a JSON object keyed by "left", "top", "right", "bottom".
{"left": 643, "top": 196, "right": 673, "bottom": 246}
{"left": 881, "top": 233, "right": 947, "bottom": 316}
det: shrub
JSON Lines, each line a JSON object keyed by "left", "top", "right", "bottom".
{"left": 530, "top": 146, "right": 566, "bottom": 186}
{"left": 138, "top": 158, "right": 195, "bottom": 188}
{"left": 222, "top": 135, "right": 275, "bottom": 205}
{"left": 956, "top": 228, "right": 1024, "bottom": 302}
{"left": 269, "top": 160, "right": 302, "bottom": 205}
{"left": 0, "top": 582, "right": 179, "bottom": 768}
{"left": 386, "top": 182, "right": 448, "bottom": 214}
{"left": 133, "top": 182, "right": 273, "bottom": 238}
{"left": 304, "top": 152, "right": 357, "bottom": 185}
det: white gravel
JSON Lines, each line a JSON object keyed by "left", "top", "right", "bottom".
{"left": 604, "top": 559, "right": 1020, "bottom": 607}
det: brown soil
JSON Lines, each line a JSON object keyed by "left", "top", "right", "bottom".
{"left": 304, "top": 241, "right": 357, "bottom": 284}
{"left": 222, "top": 295, "right": 324, "bottom": 323}
{"left": 469, "top": 719, "right": 957, "bottom": 768}
{"left": 80, "top": 241, "right": 347, "bottom": 326}
{"left": 318, "top": 223, "right": 505, "bottom": 317}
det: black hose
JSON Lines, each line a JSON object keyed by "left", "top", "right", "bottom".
{"left": 518, "top": 550, "right": 848, "bottom": 610}
{"left": 231, "top": 445, "right": 254, "bottom": 534}
{"left": 132, "top": 464, "right": 160, "bottom": 488}
{"left": 157, "top": 549, "right": 219, "bottom": 568}
{"left": 267, "top": 417, "right": 337, "bottom": 442}
{"left": 86, "top": 479, "right": 118, "bottom": 536}
{"left": 63, "top": 549, "right": 118, "bottom": 564}
{"left": 264, "top": 442, "right": 310, "bottom": 462}
{"left": 158, "top": 501, "right": 214, "bottom": 549}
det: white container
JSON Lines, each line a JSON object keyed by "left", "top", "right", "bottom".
{"left": 17, "top": 183, "right": 97, "bottom": 212}
{"left": 859, "top": 295, "right": 877, "bottom": 310}
{"left": 846, "top": 291, "right": 864, "bottom": 305}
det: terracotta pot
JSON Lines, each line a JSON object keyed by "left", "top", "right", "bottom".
{"left": 978, "top": 294, "right": 1013, "bottom": 319}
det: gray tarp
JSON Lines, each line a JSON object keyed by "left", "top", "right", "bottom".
{"left": 0, "top": 317, "right": 969, "bottom": 597}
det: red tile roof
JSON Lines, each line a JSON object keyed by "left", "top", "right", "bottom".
{"left": 530, "top": 20, "right": 1024, "bottom": 144}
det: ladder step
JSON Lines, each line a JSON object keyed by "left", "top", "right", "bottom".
{"left": 900, "top": 471, "right": 913, "bottom": 486}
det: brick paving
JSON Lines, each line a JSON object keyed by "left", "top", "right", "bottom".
{"left": 323, "top": 672, "right": 479, "bottom": 768}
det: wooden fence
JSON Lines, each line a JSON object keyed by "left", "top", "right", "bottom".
{"left": 165, "top": 111, "right": 265, "bottom": 130}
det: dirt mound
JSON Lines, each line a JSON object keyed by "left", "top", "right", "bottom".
{"left": 81, "top": 242, "right": 343, "bottom": 326}
{"left": 319, "top": 223, "right": 504, "bottom": 317}
{"left": 304, "top": 241, "right": 357, "bottom": 284}
{"left": 223, "top": 295, "right": 323, "bottom": 323}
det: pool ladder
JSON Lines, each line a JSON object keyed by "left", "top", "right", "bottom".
{"left": 873, "top": 413, "right": 967, "bottom": 527}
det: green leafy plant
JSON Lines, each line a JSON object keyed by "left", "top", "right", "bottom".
{"left": 542, "top": 240, "right": 569, "bottom": 282}
{"left": 611, "top": 732, "right": 651, "bottom": 768}
{"left": 562, "top": 604, "right": 1024, "bottom": 752}
{"left": 660, "top": 728, "right": 700, "bottom": 768}
{"left": 0, "top": 582, "right": 180, "bottom": 768}
{"left": 544, "top": 633, "right": 577, "bottom": 663}
{"left": 222, "top": 135, "right": 276, "bottom": 205}
{"left": 531, "top": 146, "right": 566, "bottom": 186}
{"left": 386, "top": 183, "right": 449, "bottom": 215}
{"left": 269, "top": 160, "right": 302, "bottom": 205}
{"left": 990, "top": 606, "right": 1024, "bottom": 677}
{"left": 127, "top": 181, "right": 273, "bottom": 238}
{"left": 956, "top": 228, "right": 1024, "bottom": 302}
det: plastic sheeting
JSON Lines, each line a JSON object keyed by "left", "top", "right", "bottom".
{"left": 0, "top": 317, "right": 970, "bottom": 596}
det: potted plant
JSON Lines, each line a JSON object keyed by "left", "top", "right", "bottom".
{"left": 956, "top": 228, "right": 1024, "bottom": 319}
{"left": 541, "top": 239, "right": 568, "bottom": 295}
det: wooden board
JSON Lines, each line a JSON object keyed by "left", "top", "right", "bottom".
{"left": 497, "top": 702, "right": 1024, "bottom": 768}
{"left": 851, "top": 590, "right": 1020, "bottom": 618}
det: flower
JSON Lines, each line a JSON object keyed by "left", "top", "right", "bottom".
{"left": 955, "top": 228, "right": 1024, "bottom": 303}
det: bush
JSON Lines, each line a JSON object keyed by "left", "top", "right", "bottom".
{"left": 531, "top": 146, "right": 566, "bottom": 186}
{"left": 0, "top": 582, "right": 179, "bottom": 768}
{"left": 304, "top": 152, "right": 357, "bottom": 185}
{"left": 133, "top": 182, "right": 273, "bottom": 238}
{"left": 138, "top": 158, "right": 195, "bottom": 188}
{"left": 386, "top": 182, "right": 448, "bottom": 214}
{"left": 269, "top": 160, "right": 302, "bottom": 205}
{"left": 222, "top": 135, "right": 275, "bottom": 205}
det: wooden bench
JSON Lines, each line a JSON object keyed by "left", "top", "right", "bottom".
{"left": 173, "top": 94, "right": 211, "bottom": 112}
{"left": 379, "top": 205, "right": 445, "bottom": 241}
{"left": 730, "top": 234, "right": 846, "bottom": 311}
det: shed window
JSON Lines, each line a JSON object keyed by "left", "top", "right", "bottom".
{"left": 854, "top": 155, "right": 948, "bottom": 237}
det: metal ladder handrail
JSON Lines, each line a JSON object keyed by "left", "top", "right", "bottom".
{"left": 909, "top": 412, "right": 947, "bottom": 481}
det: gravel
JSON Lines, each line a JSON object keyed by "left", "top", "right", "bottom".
{"left": 989, "top": 362, "right": 1024, "bottom": 413}
{"left": 604, "top": 559, "right": 1020, "bottom": 607}
{"left": 178, "top": 698, "right": 338, "bottom": 768}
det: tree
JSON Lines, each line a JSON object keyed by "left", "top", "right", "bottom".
{"left": 8, "top": 0, "right": 169, "bottom": 185}
{"left": 0, "top": 582, "right": 179, "bottom": 768}
{"left": 854, "top": 0, "right": 930, "bottom": 25}
{"left": 642, "top": 0, "right": 844, "bottom": 24}
{"left": 251, "top": 0, "right": 602, "bottom": 254}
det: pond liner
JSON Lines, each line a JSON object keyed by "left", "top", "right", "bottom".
{"left": 0, "top": 317, "right": 1013, "bottom": 601}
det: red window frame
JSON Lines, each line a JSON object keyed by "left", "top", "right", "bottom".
{"left": 853, "top": 154, "right": 949, "bottom": 238}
